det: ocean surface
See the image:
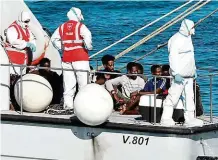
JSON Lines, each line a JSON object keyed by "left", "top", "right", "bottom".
{"left": 26, "top": 1, "right": 218, "bottom": 115}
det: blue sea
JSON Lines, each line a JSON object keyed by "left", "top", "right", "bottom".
{"left": 26, "top": 1, "right": 218, "bottom": 115}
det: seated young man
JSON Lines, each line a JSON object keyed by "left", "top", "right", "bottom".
{"left": 30, "top": 58, "right": 63, "bottom": 104}
{"left": 96, "top": 54, "right": 120, "bottom": 82}
{"left": 105, "top": 62, "right": 145, "bottom": 114}
{"left": 135, "top": 62, "right": 148, "bottom": 82}
{"left": 141, "top": 65, "right": 166, "bottom": 94}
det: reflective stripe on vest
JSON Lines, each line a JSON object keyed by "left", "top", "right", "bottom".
{"left": 5, "top": 21, "right": 30, "bottom": 64}
{"left": 59, "top": 20, "right": 84, "bottom": 51}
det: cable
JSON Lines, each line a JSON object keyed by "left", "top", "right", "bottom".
{"left": 89, "top": 0, "right": 194, "bottom": 59}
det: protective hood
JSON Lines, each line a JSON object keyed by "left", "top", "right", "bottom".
{"left": 17, "top": 11, "right": 31, "bottom": 29}
{"left": 67, "top": 7, "right": 84, "bottom": 22}
{"left": 179, "top": 19, "right": 195, "bottom": 37}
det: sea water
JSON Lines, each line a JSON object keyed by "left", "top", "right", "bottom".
{"left": 26, "top": 1, "right": 218, "bottom": 115}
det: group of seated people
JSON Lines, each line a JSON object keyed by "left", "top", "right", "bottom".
{"left": 92, "top": 54, "right": 171, "bottom": 115}
{"left": 9, "top": 54, "right": 203, "bottom": 117}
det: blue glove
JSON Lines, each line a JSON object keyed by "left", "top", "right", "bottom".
{"left": 174, "top": 74, "right": 184, "bottom": 84}
{"left": 26, "top": 42, "right": 36, "bottom": 52}
{"left": 194, "top": 72, "right": 197, "bottom": 80}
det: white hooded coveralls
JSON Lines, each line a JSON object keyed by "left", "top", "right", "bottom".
{"left": 51, "top": 7, "right": 92, "bottom": 109}
{"left": 161, "top": 19, "right": 202, "bottom": 126}
{"left": 6, "top": 11, "right": 36, "bottom": 75}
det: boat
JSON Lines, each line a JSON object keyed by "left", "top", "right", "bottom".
{"left": 1, "top": 0, "right": 218, "bottom": 160}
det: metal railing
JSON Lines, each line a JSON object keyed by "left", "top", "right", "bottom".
{"left": 0, "top": 63, "right": 217, "bottom": 125}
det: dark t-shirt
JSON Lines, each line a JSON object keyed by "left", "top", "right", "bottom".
{"left": 143, "top": 78, "right": 166, "bottom": 92}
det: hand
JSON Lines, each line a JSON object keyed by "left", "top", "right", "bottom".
{"left": 194, "top": 72, "right": 197, "bottom": 80}
{"left": 174, "top": 74, "right": 184, "bottom": 84}
{"left": 130, "top": 91, "right": 139, "bottom": 97}
{"left": 26, "top": 42, "right": 36, "bottom": 52}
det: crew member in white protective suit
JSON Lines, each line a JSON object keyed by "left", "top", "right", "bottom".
{"left": 5, "top": 11, "right": 36, "bottom": 75}
{"left": 51, "top": 7, "right": 92, "bottom": 109}
{"left": 160, "top": 19, "right": 204, "bottom": 126}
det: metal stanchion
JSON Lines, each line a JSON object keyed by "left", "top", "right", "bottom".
{"left": 154, "top": 76, "right": 157, "bottom": 125}
{"left": 20, "top": 67, "right": 23, "bottom": 115}
{"left": 194, "top": 79, "right": 197, "bottom": 118}
{"left": 96, "top": 60, "right": 99, "bottom": 70}
{"left": 209, "top": 75, "right": 213, "bottom": 123}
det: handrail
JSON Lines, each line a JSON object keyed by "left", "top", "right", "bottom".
{"left": 1, "top": 63, "right": 216, "bottom": 124}
{"left": 89, "top": 0, "right": 194, "bottom": 59}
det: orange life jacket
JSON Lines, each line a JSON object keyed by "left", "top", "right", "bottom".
{"left": 59, "top": 20, "right": 89, "bottom": 62}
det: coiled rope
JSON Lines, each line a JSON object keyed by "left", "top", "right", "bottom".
{"left": 89, "top": 0, "right": 194, "bottom": 59}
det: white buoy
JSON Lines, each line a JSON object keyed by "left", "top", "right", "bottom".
{"left": 0, "top": 45, "right": 10, "bottom": 111}
{"left": 74, "top": 83, "right": 113, "bottom": 126}
{"left": 14, "top": 74, "right": 53, "bottom": 112}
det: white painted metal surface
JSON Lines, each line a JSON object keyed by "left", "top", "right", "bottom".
{"left": 1, "top": 111, "right": 218, "bottom": 160}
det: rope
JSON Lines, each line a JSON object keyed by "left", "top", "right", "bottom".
{"left": 97, "top": 0, "right": 208, "bottom": 70}
{"left": 114, "top": 0, "right": 206, "bottom": 61}
{"left": 89, "top": 0, "right": 194, "bottom": 59}
{"left": 119, "top": 42, "right": 168, "bottom": 71}
{"left": 118, "top": 4, "right": 217, "bottom": 71}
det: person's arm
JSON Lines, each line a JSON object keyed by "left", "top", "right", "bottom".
{"left": 80, "top": 24, "right": 93, "bottom": 50}
{"left": 105, "top": 76, "right": 124, "bottom": 102}
{"left": 51, "top": 27, "right": 62, "bottom": 51}
{"left": 6, "top": 27, "right": 27, "bottom": 50}
{"left": 168, "top": 38, "right": 181, "bottom": 76}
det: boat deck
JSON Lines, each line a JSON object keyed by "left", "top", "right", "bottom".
{"left": 1, "top": 110, "right": 218, "bottom": 135}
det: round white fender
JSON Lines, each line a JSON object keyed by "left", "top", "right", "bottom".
{"left": 0, "top": 45, "right": 10, "bottom": 110}
{"left": 74, "top": 83, "right": 113, "bottom": 126}
{"left": 14, "top": 74, "right": 53, "bottom": 112}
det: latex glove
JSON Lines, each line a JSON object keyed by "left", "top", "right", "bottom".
{"left": 194, "top": 72, "right": 197, "bottom": 80}
{"left": 174, "top": 74, "right": 184, "bottom": 84}
{"left": 26, "top": 42, "right": 36, "bottom": 52}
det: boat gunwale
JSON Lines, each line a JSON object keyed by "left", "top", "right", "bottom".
{"left": 1, "top": 113, "right": 218, "bottom": 135}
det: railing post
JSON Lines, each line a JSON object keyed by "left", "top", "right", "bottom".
{"left": 209, "top": 75, "right": 213, "bottom": 123}
{"left": 154, "top": 76, "right": 157, "bottom": 125}
{"left": 96, "top": 59, "right": 98, "bottom": 71}
{"left": 194, "top": 79, "right": 197, "bottom": 118}
{"left": 20, "top": 66, "right": 23, "bottom": 115}
{"left": 87, "top": 70, "right": 90, "bottom": 84}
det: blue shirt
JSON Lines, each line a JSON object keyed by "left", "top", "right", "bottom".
{"left": 143, "top": 78, "right": 166, "bottom": 92}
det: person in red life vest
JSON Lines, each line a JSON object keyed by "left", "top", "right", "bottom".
{"left": 5, "top": 11, "right": 36, "bottom": 75}
{"left": 51, "top": 7, "right": 93, "bottom": 110}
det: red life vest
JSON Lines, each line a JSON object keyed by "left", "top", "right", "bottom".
{"left": 5, "top": 21, "right": 30, "bottom": 64}
{"left": 59, "top": 20, "right": 89, "bottom": 62}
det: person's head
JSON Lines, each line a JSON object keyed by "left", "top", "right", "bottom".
{"left": 67, "top": 7, "right": 84, "bottom": 22}
{"left": 179, "top": 19, "right": 195, "bottom": 36}
{"left": 127, "top": 62, "right": 138, "bottom": 80}
{"left": 39, "top": 58, "right": 51, "bottom": 72}
{"left": 18, "top": 11, "right": 31, "bottom": 29}
{"left": 135, "top": 63, "right": 144, "bottom": 74}
{"left": 151, "top": 65, "right": 161, "bottom": 76}
{"left": 101, "top": 54, "right": 115, "bottom": 71}
{"left": 95, "top": 73, "right": 106, "bottom": 85}
{"left": 161, "top": 64, "right": 170, "bottom": 76}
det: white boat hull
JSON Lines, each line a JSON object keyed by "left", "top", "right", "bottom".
{"left": 1, "top": 120, "right": 218, "bottom": 160}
